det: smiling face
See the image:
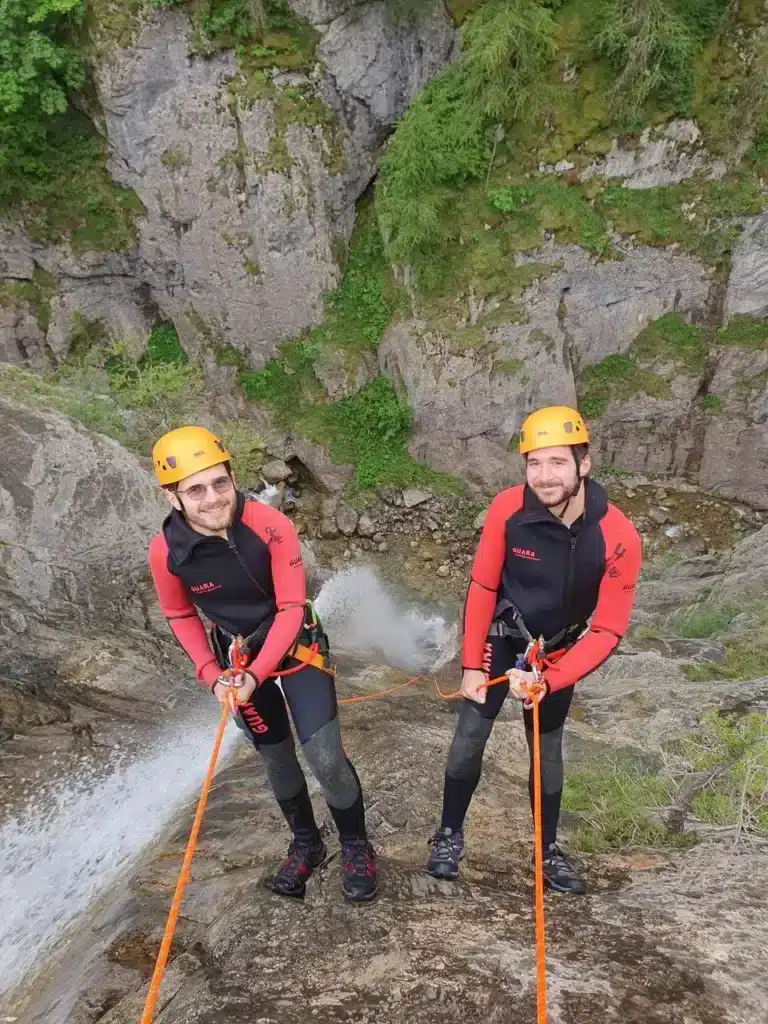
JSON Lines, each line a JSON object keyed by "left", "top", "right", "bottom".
{"left": 525, "top": 444, "right": 590, "bottom": 509}
{"left": 165, "top": 462, "right": 237, "bottom": 535}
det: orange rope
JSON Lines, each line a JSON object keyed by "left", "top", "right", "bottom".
{"left": 338, "top": 674, "right": 425, "bottom": 704}
{"left": 138, "top": 651, "right": 545, "bottom": 1022}
{"left": 138, "top": 691, "right": 232, "bottom": 1024}
{"left": 524, "top": 681, "right": 548, "bottom": 1024}
{"left": 339, "top": 672, "right": 512, "bottom": 705}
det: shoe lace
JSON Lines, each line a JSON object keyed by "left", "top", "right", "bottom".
{"left": 544, "top": 846, "right": 575, "bottom": 874}
{"left": 429, "top": 830, "right": 461, "bottom": 859}
{"left": 342, "top": 839, "right": 375, "bottom": 875}
{"left": 279, "top": 840, "right": 313, "bottom": 882}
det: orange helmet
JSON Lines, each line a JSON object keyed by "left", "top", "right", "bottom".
{"left": 519, "top": 406, "right": 589, "bottom": 455}
{"left": 152, "top": 426, "right": 231, "bottom": 486}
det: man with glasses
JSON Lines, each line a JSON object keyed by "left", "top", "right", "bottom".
{"left": 147, "top": 426, "right": 377, "bottom": 902}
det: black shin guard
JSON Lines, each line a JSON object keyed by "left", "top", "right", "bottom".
{"left": 277, "top": 781, "right": 320, "bottom": 844}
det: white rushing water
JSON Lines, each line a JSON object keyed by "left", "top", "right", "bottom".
{"left": 0, "top": 565, "right": 456, "bottom": 999}
{"left": 315, "top": 565, "right": 457, "bottom": 672}
{"left": 0, "top": 713, "right": 241, "bottom": 993}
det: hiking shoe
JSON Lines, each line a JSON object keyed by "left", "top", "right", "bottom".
{"left": 270, "top": 837, "right": 327, "bottom": 898}
{"left": 340, "top": 839, "right": 378, "bottom": 902}
{"left": 540, "top": 844, "right": 585, "bottom": 895}
{"left": 426, "top": 827, "right": 465, "bottom": 880}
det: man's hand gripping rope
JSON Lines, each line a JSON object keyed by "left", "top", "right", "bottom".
{"left": 212, "top": 636, "right": 258, "bottom": 714}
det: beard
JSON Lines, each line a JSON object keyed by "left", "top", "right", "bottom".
{"left": 531, "top": 476, "right": 579, "bottom": 509}
{"left": 184, "top": 495, "right": 237, "bottom": 533}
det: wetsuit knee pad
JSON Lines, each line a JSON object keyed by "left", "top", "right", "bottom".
{"left": 300, "top": 716, "right": 360, "bottom": 809}
{"left": 446, "top": 701, "right": 494, "bottom": 781}
{"left": 528, "top": 726, "right": 565, "bottom": 795}
{"left": 258, "top": 737, "right": 306, "bottom": 802}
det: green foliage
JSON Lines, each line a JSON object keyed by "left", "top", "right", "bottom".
{"left": 0, "top": 268, "right": 56, "bottom": 331}
{"left": 579, "top": 314, "right": 708, "bottom": 418}
{"left": 0, "top": 0, "right": 144, "bottom": 250}
{"left": 213, "top": 342, "right": 249, "bottom": 369}
{"left": 326, "top": 377, "right": 410, "bottom": 486}
{"left": 0, "top": 362, "right": 129, "bottom": 440}
{"left": 487, "top": 177, "right": 610, "bottom": 256}
{"left": 588, "top": 0, "right": 729, "bottom": 125}
{"left": 37, "top": 318, "right": 201, "bottom": 454}
{"left": 692, "top": 22, "right": 768, "bottom": 155}
{"left": 562, "top": 755, "right": 693, "bottom": 852}
{"left": 218, "top": 421, "right": 266, "bottom": 486}
{"left": 683, "top": 643, "right": 768, "bottom": 682}
{"left": 589, "top": 0, "right": 697, "bottom": 121}
{"left": 67, "top": 310, "right": 106, "bottom": 359}
{"left": 0, "top": 0, "right": 85, "bottom": 121}
{"left": 376, "top": 0, "right": 558, "bottom": 268}
{"left": 377, "top": 0, "right": 763, "bottom": 304}
{"left": 310, "top": 209, "right": 393, "bottom": 351}
{"left": 488, "top": 185, "right": 536, "bottom": 212}
{"left": 260, "top": 86, "right": 344, "bottom": 176}
{"left": 236, "top": 209, "right": 459, "bottom": 490}
{"left": 376, "top": 69, "right": 487, "bottom": 266}
{"left": 106, "top": 345, "right": 201, "bottom": 412}
{"left": 241, "top": 358, "right": 461, "bottom": 491}
{"left": 597, "top": 176, "right": 762, "bottom": 264}
{"left": 327, "top": 378, "right": 463, "bottom": 492}
{"left": 579, "top": 350, "right": 671, "bottom": 419}
{"left": 699, "top": 394, "right": 721, "bottom": 413}
{"left": 0, "top": 112, "right": 145, "bottom": 249}
{"left": 672, "top": 710, "right": 768, "bottom": 833}
{"left": 165, "top": 0, "right": 318, "bottom": 70}
{"left": 239, "top": 336, "right": 320, "bottom": 408}
{"left": 716, "top": 315, "right": 768, "bottom": 350}
{"left": 145, "top": 324, "right": 188, "bottom": 365}
{"left": 631, "top": 312, "right": 708, "bottom": 374}
{"left": 675, "top": 0, "right": 730, "bottom": 40}
{"left": 160, "top": 147, "right": 189, "bottom": 169}
{"left": 460, "top": 0, "right": 558, "bottom": 121}
{"left": 666, "top": 601, "right": 739, "bottom": 638}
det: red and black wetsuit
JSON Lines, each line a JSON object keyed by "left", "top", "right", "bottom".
{"left": 462, "top": 479, "right": 642, "bottom": 693}
{"left": 147, "top": 492, "right": 367, "bottom": 844}
{"left": 441, "top": 479, "right": 642, "bottom": 846}
{"left": 148, "top": 491, "right": 306, "bottom": 690}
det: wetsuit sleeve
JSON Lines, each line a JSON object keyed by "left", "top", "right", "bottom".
{"left": 147, "top": 533, "right": 220, "bottom": 688}
{"left": 240, "top": 502, "right": 306, "bottom": 684}
{"left": 542, "top": 507, "right": 642, "bottom": 693}
{"left": 461, "top": 488, "right": 523, "bottom": 670}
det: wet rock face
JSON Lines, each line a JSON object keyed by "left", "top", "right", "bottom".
{"left": 91, "top": 4, "right": 453, "bottom": 363}
{"left": 724, "top": 214, "right": 768, "bottom": 319}
{"left": 0, "top": 224, "right": 157, "bottom": 369}
{"left": 29, "top": 658, "right": 767, "bottom": 1024}
{"left": 0, "top": 3, "right": 454, "bottom": 366}
{"left": 379, "top": 243, "right": 711, "bottom": 491}
{"left": 0, "top": 395, "right": 166, "bottom": 634}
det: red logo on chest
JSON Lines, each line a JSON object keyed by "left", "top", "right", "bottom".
{"left": 512, "top": 546, "right": 539, "bottom": 561}
{"left": 189, "top": 581, "right": 222, "bottom": 593}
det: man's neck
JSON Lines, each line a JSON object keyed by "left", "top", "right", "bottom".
{"left": 550, "top": 480, "right": 586, "bottom": 527}
{"left": 179, "top": 513, "right": 229, "bottom": 540}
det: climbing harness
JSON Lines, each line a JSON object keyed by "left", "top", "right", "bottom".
{"left": 138, "top": 638, "right": 552, "bottom": 1022}
{"left": 490, "top": 596, "right": 586, "bottom": 656}
{"left": 211, "top": 599, "right": 336, "bottom": 687}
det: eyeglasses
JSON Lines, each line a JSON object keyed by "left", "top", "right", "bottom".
{"left": 177, "top": 475, "right": 233, "bottom": 502}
